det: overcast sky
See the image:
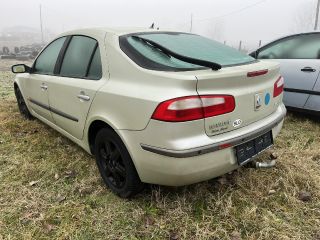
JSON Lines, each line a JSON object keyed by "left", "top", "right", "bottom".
{"left": 2, "top": 0, "right": 317, "bottom": 49}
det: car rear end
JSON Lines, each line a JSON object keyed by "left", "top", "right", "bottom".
{"left": 114, "top": 31, "right": 286, "bottom": 186}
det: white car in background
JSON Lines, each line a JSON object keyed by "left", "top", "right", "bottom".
{"left": 251, "top": 32, "right": 320, "bottom": 115}
{"left": 12, "top": 28, "right": 286, "bottom": 198}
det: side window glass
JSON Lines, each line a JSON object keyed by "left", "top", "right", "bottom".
{"left": 258, "top": 38, "right": 295, "bottom": 59}
{"left": 258, "top": 34, "right": 320, "bottom": 59}
{"left": 34, "top": 37, "right": 66, "bottom": 74}
{"left": 60, "top": 36, "right": 97, "bottom": 78}
{"left": 87, "top": 46, "right": 102, "bottom": 80}
{"left": 289, "top": 34, "right": 320, "bottom": 59}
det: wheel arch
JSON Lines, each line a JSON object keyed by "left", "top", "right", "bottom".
{"left": 13, "top": 79, "right": 25, "bottom": 98}
{"left": 87, "top": 119, "right": 115, "bottom": 154}
{"left": 13, "top": 81, "right": 20, "bottom": 92}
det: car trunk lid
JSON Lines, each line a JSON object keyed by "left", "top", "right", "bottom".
{"left": 196, "top": 60, "right": 282, "bottom": 136}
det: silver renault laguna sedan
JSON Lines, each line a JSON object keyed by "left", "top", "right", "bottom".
{"left": 12, "top": 28, "right": 286, "bottom": 197}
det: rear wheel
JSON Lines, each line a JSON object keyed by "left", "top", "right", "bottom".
{"left": 14, "top": 86, "right": 33, "bottom": 120}
{"left": 94, "top": 128, "right": 144, "bottom": 198}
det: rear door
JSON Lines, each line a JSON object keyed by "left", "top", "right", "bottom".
{"left": 256, "top": 33, "right": 320, "bottom": 109}
{"left": 48, "top": 35, "right": 105, "bottom": 140}
{"left": 25, "top": 37, "right": 67, "bottom": 121}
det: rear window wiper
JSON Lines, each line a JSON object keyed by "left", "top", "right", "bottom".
{"left": 131, "top": 35, "right": 222, "bottom": 71}
{"left": 132, "top": 36, "right": 171, "bottom": 58}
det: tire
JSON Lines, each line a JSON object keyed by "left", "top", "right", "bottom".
{"left": 14, "top": 86, "right": 34, "bottom": 120}
{"left": 94, "top": 128, "right": 144, "bottom": 198}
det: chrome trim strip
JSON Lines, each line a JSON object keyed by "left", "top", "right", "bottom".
{"left": 141, "top": 109, "right": 286, "bottom": 158}
{"left": 28, "top": 98, "right": 78, "bottom": 122}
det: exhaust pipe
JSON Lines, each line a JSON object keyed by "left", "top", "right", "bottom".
{"left": 255, "top": 160, "right": 276, "bottom": 168}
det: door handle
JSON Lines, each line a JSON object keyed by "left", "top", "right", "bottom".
{"left": 301, "top": 67, "right": 316, "bottom": 72}
{"left": 77, "top": 92, "right": 90, "bottom": 101}
{"left": 40, "top": 84, "right": 48, "bottom": 90}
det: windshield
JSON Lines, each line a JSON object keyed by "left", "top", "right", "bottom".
{"left": 119, "top": 32, "right": 255, "bottom": 71}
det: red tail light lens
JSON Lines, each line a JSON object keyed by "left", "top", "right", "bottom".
{"left": 247, "top": 69, "right": 268, "bottom": 78}
{"left": 273, "top": 76, "right": 284, "bottom": 97}
{"left": 151, "top": 95, "right": 235, "bottom": 122}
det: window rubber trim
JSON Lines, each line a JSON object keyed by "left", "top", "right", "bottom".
{"left": 85, "top": 43, "right": 99, "bottom": 77}
{"left": 54, "top": 36, "right": 73, "bottom": 75}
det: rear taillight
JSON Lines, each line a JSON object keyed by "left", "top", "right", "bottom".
{"left": 151, "top": 95, "right": 235, "bottom": 122}
{"left": 273, "top": 76, "right": 284, "bottom": 97}
{"left": 247, "top": 69, "right": 268, "bottom": 78}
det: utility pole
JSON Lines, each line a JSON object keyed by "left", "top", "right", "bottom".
{"left": 190, "top": 14, "right": 193, "bottom": 33}
{"left": 238, "top": 40, "right": 242, "bottom": 51}
{"left": 39, "top": 4, "right": 44, "bottom": 44}
{"left": 315, "top": 0, "right": 320, "bottom": 30}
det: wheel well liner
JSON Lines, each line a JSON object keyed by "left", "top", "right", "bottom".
{"left": 88, "top": 120, "right": 113, "bottom": 154}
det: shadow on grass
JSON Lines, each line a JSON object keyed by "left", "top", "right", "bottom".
{"left": 287, "top": 109, "right": 320, "bottom": 124}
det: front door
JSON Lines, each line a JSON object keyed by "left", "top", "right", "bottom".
{"left": 276, "top": 59, "right": 319, "bottom": 108}
{"left": 25, "top": 74, "right": 52, "bottom": 121}
{"left": 25, "top": 36, "right": 67, "bottom": 122}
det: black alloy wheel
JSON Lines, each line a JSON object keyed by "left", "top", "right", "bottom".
{"left": 94, "top": 128, "right": 143, "bottom": 198}
{"left": 98, "top": 140, "right": 126, "bottom": 189}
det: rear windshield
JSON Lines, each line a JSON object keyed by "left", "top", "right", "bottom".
{"left": 119, "top": 32, "right": 255, "bottom": 71}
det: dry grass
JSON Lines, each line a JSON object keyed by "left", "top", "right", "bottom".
{"left": 0, "top": 65, "right": 320, "bottom": 239}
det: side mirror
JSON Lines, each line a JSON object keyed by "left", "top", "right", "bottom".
{"left": 11, "top": 64, "right": 31, "bottom": 74}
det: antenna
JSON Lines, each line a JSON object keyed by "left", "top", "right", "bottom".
{"left": 40, "top": 4, "right": 44, "bottom": 44}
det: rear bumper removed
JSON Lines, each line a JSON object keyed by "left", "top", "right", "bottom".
{"left": 118, "top": 103, "right": 286, "bottom": 186}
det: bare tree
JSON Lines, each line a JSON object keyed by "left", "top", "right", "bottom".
{"left": 291, "top": 0, "right": 316, "bottom": 33}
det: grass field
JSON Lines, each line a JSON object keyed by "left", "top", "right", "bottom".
{"left": 0, "top": 62, "right": 320, "bottom": 239}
